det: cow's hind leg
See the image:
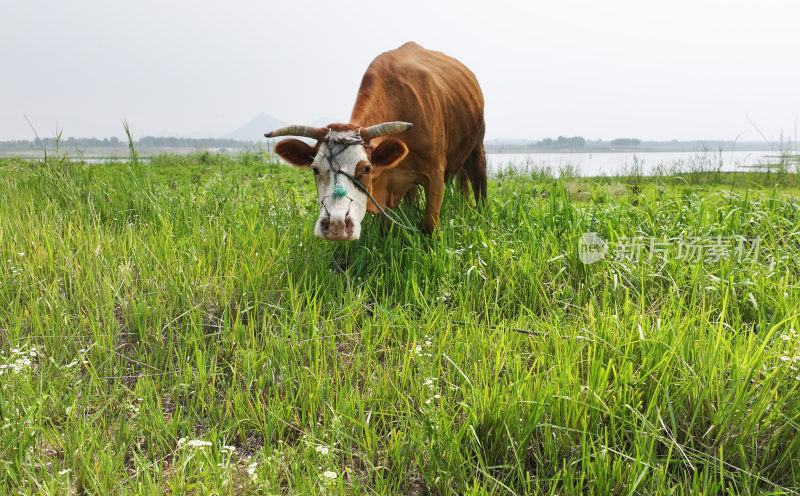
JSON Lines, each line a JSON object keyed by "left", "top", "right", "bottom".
{"left": 463, "top": 143, "right": 488, "bottom": 205}
{"left": 457, "top": 169, "right": 471, "bottom": 199}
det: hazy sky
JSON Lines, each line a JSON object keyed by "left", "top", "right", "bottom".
{"left": 1, "top": 0, "right": 798, "bottom": 142}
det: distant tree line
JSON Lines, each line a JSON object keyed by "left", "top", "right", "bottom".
{"left": 534, "top": 137, "right": 641, "bottom": 148}
{"left": 0, "top": 137, "right": 120, "bottom": 150}
{"left": 0, "top": 136, "right": 255, "bottom": 150}
{"left": 610, "top": 138, "right": 642, "bottom": 147}
{"left": 537, "top": 136, "right": 586, "bottom": 149}
{"left": 137, "top": 136, "right": 252, "bottom": 147}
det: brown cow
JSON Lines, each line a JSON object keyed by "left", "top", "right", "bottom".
{"left": 265, "top": 41, "right": 486, "bottom": 241}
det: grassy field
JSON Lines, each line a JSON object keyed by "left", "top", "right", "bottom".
{"left": 2, "top": 152, "right": 800, "bottom": 495}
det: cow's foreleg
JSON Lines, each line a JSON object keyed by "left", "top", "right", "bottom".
{"left": 421, "top": 172, "right": 445, "bottom": 234}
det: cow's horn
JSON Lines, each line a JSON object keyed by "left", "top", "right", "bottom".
{"left": 264, "top": 125, "right": 328, "bottom": 140}
{"left": 362, "top": 121, "right": 413, "bottom": 140}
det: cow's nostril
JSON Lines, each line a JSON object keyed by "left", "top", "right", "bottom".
{"left": 345, "top": 216, "right": 354, "bottom": 233}
{"left": 329, "top": 219, "right": 345, "bottom": 234}
{"left": 320, "top": 216, "right": 331, "bottom": 233}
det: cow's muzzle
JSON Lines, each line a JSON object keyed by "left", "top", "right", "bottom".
{"left": 318, "top": 213, "right": 356, "bottom": 241}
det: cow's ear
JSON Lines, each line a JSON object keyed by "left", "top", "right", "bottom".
{"left": 371, "top": 138, "right": 408, "bottom": 170}
{"left": 274, "top": 139, "right": 316, "bottom": 167}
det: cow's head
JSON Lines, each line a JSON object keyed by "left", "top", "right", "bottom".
{"left": 265, "top": 122, "right": 411, "bottom": 241}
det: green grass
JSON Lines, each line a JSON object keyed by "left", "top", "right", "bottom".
{"left": 2, "top": 152, "right": 800, "bottom": 495}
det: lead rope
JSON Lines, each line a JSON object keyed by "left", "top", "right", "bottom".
{"left": 334, "top": 169, "right": 420, "bottom": 233}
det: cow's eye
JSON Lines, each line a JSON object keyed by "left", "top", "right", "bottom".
{"left": 362, "top": 165, "right": 372, "bottom": 174}
{"left": 311, "top": 167, "right": 320, "bottom": 175}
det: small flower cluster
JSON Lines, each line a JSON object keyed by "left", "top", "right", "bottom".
{"left": 445, "top": 247, "right": 465, "bottom": 255}
{"left": 127, "top": 397, "right": 143, "bottom": 417}
{"left": 245, "top": 458, "right": 258, "bottom": 481}
{"left": 775, "top": 329, "right": 800, "bottom": 380}
{"left": 178, "top": 438, "right": 213, "bottom": 449}
{"left": 423, "top": 377, "right": 442, "bottom": 405}
{"left": 213, "top": 445, "right": 238, "bottom": 470}
{"left": 315, "top": 445, "right": 330, "bottom": 455}
{"left": 0, "top": 345, "right": 39, "bottom": 377}
{"left": 414, "top": 335, "right": 434, "bottom": 358}
{"left": 6, "top": 258, "right": 24, "bottom": 277}
{"left": 65, "top": 344, "right": 94, "bottom": 369}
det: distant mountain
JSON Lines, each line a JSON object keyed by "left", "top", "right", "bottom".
{"left": 226, "top": 114, "right": 349, "bottom": 142}
{"left": 226, "top": 113, "right": 287, "bottom": 141}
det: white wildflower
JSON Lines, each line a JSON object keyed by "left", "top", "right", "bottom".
{"left": 323, "top": 470, "right": 337, "bottom": 479}
{"left": 182, "top": 439, "right": 212, "bottom": 448}
{"left": 246, "top": 461, "right": 258, "bottom": 481}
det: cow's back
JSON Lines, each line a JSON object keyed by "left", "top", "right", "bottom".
{"left": 351, "top": 42, "right": 484, "bottom": 175}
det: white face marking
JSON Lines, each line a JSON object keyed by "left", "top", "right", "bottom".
{"left": 310, "top": 133, "right": 370, "bottom": 241}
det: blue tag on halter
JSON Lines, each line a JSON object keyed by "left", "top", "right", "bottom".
{"left": 332, "top": 184, "right": 347, "bottom": 199}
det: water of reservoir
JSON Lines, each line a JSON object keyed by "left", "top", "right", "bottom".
{"left": 487, "top": 150, "right": 784, "bottom": 177}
